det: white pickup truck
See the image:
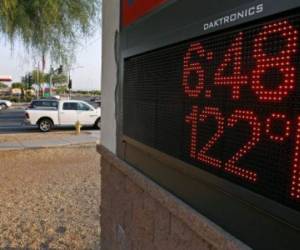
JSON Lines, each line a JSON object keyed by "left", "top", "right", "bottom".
{"left": 25, "top": 99, "right": 101, "bottom": 132}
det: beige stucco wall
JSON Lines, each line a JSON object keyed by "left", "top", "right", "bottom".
{"left": 99, "top": 146, "right": 250, "bottom": 250}
{"left": 101, "top": 0, "right": 119, "bottom": 153}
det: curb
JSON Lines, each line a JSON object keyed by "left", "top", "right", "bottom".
{"left": 0, "top": 142, "right": 97, "bottom": 152}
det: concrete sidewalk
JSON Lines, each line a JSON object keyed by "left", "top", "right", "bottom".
{"left": 0, "top": 131, "right": 100, "bottom": 150}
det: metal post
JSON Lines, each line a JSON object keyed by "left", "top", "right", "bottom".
{"left": 68, "top": 71, "right": 70, "bottom": 100}
{"left": 50, "top": 74, "right": 53, "bottom": 96}
{"left": 36, "top": 67, "right": 40, "bottom": 99}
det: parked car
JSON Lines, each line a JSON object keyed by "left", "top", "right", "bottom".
{"left": 25, "top": 100, "right": 101, "bottom": 132}
{"left": 39, "top": 95, "right": 60, "bottom": 100}
{"left": 0, "top": 99, "right": 12, "bottom": 110}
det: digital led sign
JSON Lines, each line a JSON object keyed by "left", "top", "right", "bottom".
{"left": 123, "top": 13, "right": 300, "bottom": 212}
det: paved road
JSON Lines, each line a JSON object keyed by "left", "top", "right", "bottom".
{"left": 0, "top": 108, "right": 34, "bottom": 133}
{"left": 0, "top": 108, "right": 25, "bottom": 125}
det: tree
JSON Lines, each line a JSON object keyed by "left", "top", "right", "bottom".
{"left": 55, "top": 85, "right": 68, "bottom": 95}
{"left": 31, "top": 69, "right": 45, "bottom": 84}
{"left": 0, "top": 82, "right": 8, "bottom": 89}
{"left": 21, "top": 69, "right": 68, "bottom": 89}
{"left": 44, "top": 73, "right": 68, "bottom": 85}
{"left": 11, "top": 82, "right": 24, "bottom": 89}
{"left": 21, "top": 73, "right": 34, "bottom": 88}
{"left": 0, "top": 0, "right": 100, "bottom": 64}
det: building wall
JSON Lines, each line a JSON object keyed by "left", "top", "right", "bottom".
{"left": 100, "top": 1, "right": 250, "bottom": 249}
{"left": 99, "top": 146, "right": 250, "bottom": 250}
{"left": 100, "top": 0, "right": 119, "bottom": 153}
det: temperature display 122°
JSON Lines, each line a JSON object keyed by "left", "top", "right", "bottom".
{"left": 123, "top": 12, "right": 300, "bottom": 212}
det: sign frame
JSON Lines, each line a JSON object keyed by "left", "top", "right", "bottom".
{"left": 117, "top": 1, "right": 300, "bottom": 248}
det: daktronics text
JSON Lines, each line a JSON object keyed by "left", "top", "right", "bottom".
{"left": 203, "top": 4, "right": 263, "bottom": 31}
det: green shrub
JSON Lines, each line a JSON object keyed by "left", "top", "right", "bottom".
{"left": 9, "top": 97, "right": 20, "bottom": 103}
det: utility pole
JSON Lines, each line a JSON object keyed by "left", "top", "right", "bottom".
{"left": 68, "top": 71, "right": 72, "bottom": 100}
{"left": 36, "top": 66, "right": 40, "bottom": 99}
{"left": 49, "top": 66, "right": 54, "bottom": 96}
{"left": 50, "top": 74, "right": 53, "bottom": 96}
{"left": 68, "top": 65, "right": 83, "bottom": 100}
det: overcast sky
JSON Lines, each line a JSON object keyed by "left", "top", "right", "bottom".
{"left": 0, "top": 28, "right": 102, "bottom": 91}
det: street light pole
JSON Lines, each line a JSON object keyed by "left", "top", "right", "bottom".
{"left": 68, "top": 65, "right": 84, "bottom": 100}
{"left": 50, "top": 74, "right": 53, "bottom": 96}
{"left": 68, "top": 71, "right": 71, "bottom": 100}
{"left": 36, "top": 67, "right": 40, "bottom": 99}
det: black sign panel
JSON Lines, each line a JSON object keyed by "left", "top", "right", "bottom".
{"left": 123, "top": 12, "right": 300, "bottom": 212}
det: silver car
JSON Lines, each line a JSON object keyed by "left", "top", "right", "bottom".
{"left": 0, "top": 100, "right": 12, "bottom": 110}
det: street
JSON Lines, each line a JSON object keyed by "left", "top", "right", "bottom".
{"left": 0, "top": 107, "right": 100, "bottom": 134}
{"left": 0, "top": 109, "right": 25, "bottom": 126}
{"left": 0, "top": 108, "right": 35, "bottom": 133}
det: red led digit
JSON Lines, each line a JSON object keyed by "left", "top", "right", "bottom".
{"left": 207, "top": 51, "right": 214, "bottom": 60}
{"left": 266, "top": 113, "right": 291, "bottom": 142}
{"left": 205, "top": 89, "right": 212, "bottom": 98}
{"left": 215, "top": 32, "right": 248, "bottom": 100}
{"left": 182, "top": 42, "right": 205, "bottom": 97}
{"left": 198, "top": 107, "right": 224, "bottom": 168}
{"left": 291, "top": 117, "right": 300, "bottom": 200}
{"left": 251, "top": 20, "right": 298, "bottom": 102}
{"left": 185, "top": 106, "right": 199, "bottom": 159}
{"left": 225, "top": 110, "right": 261, "bottom": 182}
